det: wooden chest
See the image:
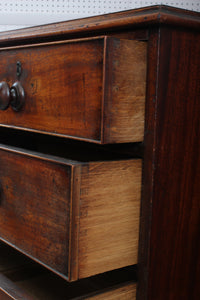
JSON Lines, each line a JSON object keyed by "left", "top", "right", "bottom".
{"left": 0, "top": 5, "right": 199, "bottom": 300}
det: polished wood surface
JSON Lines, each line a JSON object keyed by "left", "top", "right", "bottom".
{"left": 0, "top": 145, "right": 141, "bottom": 281}
{"left": 0, "top": 81, "right": 25, "bottom": 112}
{"left": 0, "top": 6, "right": 199, "bottom": 47}
{"left": 0, "top": 5, "right": 199, "bottom": 299}
{"left": 138, "top": 25, "right": 200, "bottom": 300}
{"left": 147, "top": 27, "right": 200, "bottom": 300}
{"left": 0, "top": 145, "right": 71, "bottom": 278}
{"left": 0, "top": 82, "right": 11, "bottom": 110}
{"left": 0, "top": 37, "right": 146, "bottom": 144}
{"left": 137, "top": 27, "right": 159, "bottom": 300}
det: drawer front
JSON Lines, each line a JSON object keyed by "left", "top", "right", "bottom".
{"left": 0, "top": 147, "right": 72, "bottom": 278}
{"left": 0, "top": 145, "right": 141, "bottom": 281}
{"left": 0, "top": 37, "right": 146, "bottom": 144}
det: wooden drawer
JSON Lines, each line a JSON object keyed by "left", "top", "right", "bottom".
{"left": 0, "top": 242, "right": 137, "bottom": 300}
{"left": 0, "top": 274, "right": 136, "bottom": 300}
{"left": 0, "top": 36, "right": 147, "bottom": 144}
{"left": 0, "top": 144, "right": 142, "bottom": 281}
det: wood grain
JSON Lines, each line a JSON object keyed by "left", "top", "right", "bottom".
{"left": 147, "top": 27, "right": 200, "bottom": 300}
{"left": 137, "top": 27, "right": 160, "bottom": 300}
{"left": 0, "top": 146, "right": 72, "bottom": 278}
{"left": 138, "top": 26, "right": 200, "bottom": 300}
{"left": 0, "top": 6, "right": 198, "bottom": 298}
{"left": 78, "top": 159, "right": 142, "bottom": 278}
{"left": 0, "top": 37, "right": 146, "bottom": 144}
{"left": 0, "top": 145, "right": 141, "bottom": 281}
{"left": 0, "top": 6, "right": 199, "bottom": 47}
{"left": 0, "top": 38, "right": 103, "bottom": 142}
{"left": 103, "top": 37, "right": 147, "bottom": 143}
{"left": 86, "top": 282, "right": 136, "bottom": 300}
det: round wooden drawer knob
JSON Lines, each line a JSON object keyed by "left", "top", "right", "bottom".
{"left": 0, "top": 81, "right": 25, "bottom": 111}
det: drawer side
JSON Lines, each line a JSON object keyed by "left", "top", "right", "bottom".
{"left": 103, "top": 38, "right": 147, "bottom": 143}
{"left": 78, "top": 159, "right": 142, "bottom": 278}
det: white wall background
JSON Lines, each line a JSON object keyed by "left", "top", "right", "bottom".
{"left": 0, "top": 0, "right": 199, "bottom": 32}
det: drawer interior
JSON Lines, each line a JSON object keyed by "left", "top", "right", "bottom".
{"left": 0, "top": 242, "right": 137, "bottom": 299}
{"left": 0, "top": 127, "right": 143, "bottom": 161}
{"left": 0, "top": 127, "right": 142, "bottom": 281}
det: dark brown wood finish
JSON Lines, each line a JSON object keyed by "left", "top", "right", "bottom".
{"left": 0, "top": 5, "right": 199, "bottom": 300}
{"left": 147, "top": 27, "right": 200, "bottom": 300}
{"left": 0, "top": 146, "right": 72, "bottom": 278}
{"left": 137, "top": 27, "right": 160, "bottom": 300}
{"left": 0, "top": 36, "right": 146, "bottom": 144}
{"left": 138, "top": 24, "right": 200, "bottom": 300}
{"left": 0, "top": 144, "right": 141, "bottom": 281}
{"left": 0, "top": 6, "right": 199, "bottom": 47}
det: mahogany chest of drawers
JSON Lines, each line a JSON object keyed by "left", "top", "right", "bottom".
{"left": 0, "top": 5, "right": 199, "bottom": 300}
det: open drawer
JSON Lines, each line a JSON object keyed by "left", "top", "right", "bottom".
{"left": 0, "top": 143, "right": 142, "bottom": 281}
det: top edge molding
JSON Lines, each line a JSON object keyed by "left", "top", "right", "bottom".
{"left": 0, "top": 5, "right": 199, "bottom": 46}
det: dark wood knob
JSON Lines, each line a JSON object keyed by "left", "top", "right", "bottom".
{"left": 0, "top": 81, "right": 25, "bottom": 111}
{"left": 10, "top": 82, "right": 25, "bottom": 111}
{"left": 0, "top": 82, "right": 10, "bottom": 110}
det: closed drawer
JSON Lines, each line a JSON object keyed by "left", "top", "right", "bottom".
{"left": 0, "top": 144, "right": 142, "bottom": 281}
{"left": 0, "top": 242, "right": 136, "bottom": 300}
{"left": 0, "top": 36, "right": 147, "bottom": 144}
